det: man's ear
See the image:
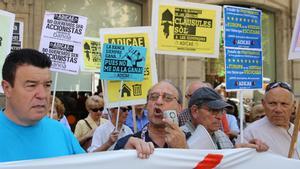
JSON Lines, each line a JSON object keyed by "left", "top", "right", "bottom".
{"left": 190, "top": 105, "right": 198, "bottom": 119}
{"left": 1, "top": 80, "right": 12, "bottom": 97}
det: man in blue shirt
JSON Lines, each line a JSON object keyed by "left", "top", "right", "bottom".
{"left": 125, "top": 104, "right": 149, "bottom": 132}
{"left": 0, "top": 49, "right": 84, "bottom": 162}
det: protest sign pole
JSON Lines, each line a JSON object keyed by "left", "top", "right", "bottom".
{"left": 115, "top": 80, "right": 124, "bottom": 131}
{"left": 132, "top": 105, "right": 137, "bottom": 133}
{"left": 288, "top": 99, "right": 300, "bottom": 158}
{"left": 239, "top": 90, "right": 244, "bottom": 143}
{"left": 182, "top": 56, "right": 188, "bottom": 108}
{"left": 50, "top": 72, "right": 58, "bottom": 119}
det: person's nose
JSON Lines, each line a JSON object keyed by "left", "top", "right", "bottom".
{"left": 273, "top": 104, "right": 284, "bottom": 113}
{"left": 35, "top": 84, "right": 49, "bottom": 99}
{"left": 155, "top": 95, "right": 164, "bottom": 105}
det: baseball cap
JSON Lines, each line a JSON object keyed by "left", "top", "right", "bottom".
{"left": 188, "top": 87, "right": 232, "bottom": 110}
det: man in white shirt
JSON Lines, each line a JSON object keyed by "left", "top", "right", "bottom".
{"left": 238, "top": 82, "right": 300, "bottom": 159}
{"left": 88, "top": 107, "right": 133, "bottom": 152}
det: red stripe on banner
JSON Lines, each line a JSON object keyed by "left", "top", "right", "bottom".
{"left": 194, "top": 154, "right": 223, "bottom": 169}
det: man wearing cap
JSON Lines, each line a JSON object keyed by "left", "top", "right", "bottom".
{"left": 178, "top": 80, "right": 212, "bottom": 126}
{"left": 237, "top": 82, "right": 300, "bottom": 159}
{"left": 182, "top": 87, "right": 268, "bottom": 151}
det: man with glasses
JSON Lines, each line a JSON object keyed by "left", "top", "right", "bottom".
{"left": 74, "top": 95, "right": 108, "bottom": 151}
{"left": 89, "top": 106, "right": 132, "bottom": 152}
{"left": 114, "top": 80, "right": 187, "bottom": 158}
{"left": 238, "top": 82, "right": 300, "bottom": 159}
{"left": 183, "top": 87, "right": 268, "bottom": 151}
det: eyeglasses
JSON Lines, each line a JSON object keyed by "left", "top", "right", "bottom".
{"left": 148, "top": 92, "right": 178, "bottom": 102}
{"left": 265, "top": 82, "right": 292, "bottom": 93}
{"left": 199, "top": 106, "right": 224, "bottom": 116}
{"left": 90, "top": 107, "right": 104, "bottom": 112}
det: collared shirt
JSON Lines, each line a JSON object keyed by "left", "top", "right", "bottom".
{"left": 125, "top": 109, "right": 149, "bottom": 132}
{"left": 226, "top": 114, "right": 240, "bottom": 133}
{"left": 181, "top": 121, "right": 233, "bottom": 149}
{"left": 237, "top": 116, "right": 300, "bottom": 159}
{"left": 114, "top": 124, "right": 191, "bottom": 150}
{"left": 74, "top": 115, "right": 108, "bottom": 139}
{"left": 178, "top": 108, "right": 192, "bottom": 126}
{"left": 88, "top": 121, "right": 133, "bottom": 152}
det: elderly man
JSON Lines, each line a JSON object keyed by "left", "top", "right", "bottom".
{"left": 183, "top": 87, "right": 268, "bottom": 151}
{"left": 114, "top": 80, "right": 187, "bottom": 158}
{"left": 237, "top": 82, "right": 300, "bottom": 159}
{"left": 178, "top": 80, "right": 212, "bottom": 126}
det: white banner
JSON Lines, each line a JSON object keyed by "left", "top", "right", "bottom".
{"left": 39, "top": 11, "right": 87, "bottom": 74}
{"left": 1, "top": 148, "right": 299, "bottom": 169}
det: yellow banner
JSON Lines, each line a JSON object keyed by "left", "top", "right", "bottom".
{"left": 157, "top": 5, "right": 217, "bottom": 54}
{"left": 82, "top": 37, "right": 101, "bottom": 71}
{"left": 102, "top": 31, "right": 156, "bottom": 106}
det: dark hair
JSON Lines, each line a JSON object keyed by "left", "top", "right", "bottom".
{"left": 2, "top": 48, "right": 52, "bottom": 86}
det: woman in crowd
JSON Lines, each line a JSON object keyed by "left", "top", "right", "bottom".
{"left": 74, "top": 95, "right": 108, "bottom": 151}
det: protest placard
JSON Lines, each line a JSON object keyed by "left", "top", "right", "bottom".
{"left": 225, "top": 48, "right": 262, "bottom": 90}
{"left": 152, "top": 0, "right": 221, "bottom": 57}
{"left": 0, "top": 10, "right": 15, "bottom": 92}
{"left": 81, "top": 37, "right": 101, "bottom": 72}
{"left": 100, "top": 43, "right": 146, "bottom": 81}
{"left": 224, "top": 6, "right": 263, "bottom": 91}
{"left": 100, "top": 27, "right": 157, "bottom": 108}
{"left": 11, "top": 21, "right": 23, "bottom": 52}
{"left": 289, "top": 3, "right": 300, "bottom": 60}
{"left": 39, "top": 12, "right": 87, "bottom": 74}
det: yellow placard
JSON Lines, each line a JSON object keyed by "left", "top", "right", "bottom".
{"left": 82, "top": 37, "right": 101, "bottom": 71}
{"left": 101, "top": 29, "right": 157, "bottom": 107}
{"left": 155, "top": 2, "right": 221, "bottom": 57}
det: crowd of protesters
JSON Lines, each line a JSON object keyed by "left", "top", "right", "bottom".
{"left": 0, "top": 49, "right": 299, "bottom": 163}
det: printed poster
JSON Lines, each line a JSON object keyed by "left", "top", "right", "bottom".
{"left": 152, "top": 0, "right": 221, "bottom": 57}
{"left": 11, "top": 21, "right": 24, "bottom": 52}
{"left": 39, "top": 11, "right": 87, "bottom": 74}
{"left": 224, "top": 6, "right": 262, "bottom": 49}
{"left": 100, "top": 43, "right": 146, "bottom": 81}
{"left": 289, "top": 2, "right": 300, "bottom": 60}
{"left": 0, "top": 10, "right": 15, "bottom": 93}
{"left": 224, "top": 6, "right": 263, "bottom": 91}
{"left": 225, "top": 48, "right": 263, "bottom": 90}
{"left": 81, "top": 37, "right": 101, "bottom": 72}
{"left": 100, "top": 27, "right": 157, "bottom": 108}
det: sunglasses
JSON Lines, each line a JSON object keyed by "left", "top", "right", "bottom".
{"left": 112, "top": 107, "right": 129, "bottom": 112}
{"left": 265, "top": 82, "right": 292, "bottom": 93}
{"left": 91, "top": 107, "right": 104, "bottom": 112}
